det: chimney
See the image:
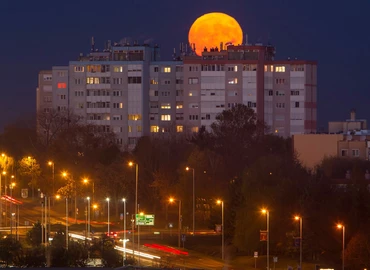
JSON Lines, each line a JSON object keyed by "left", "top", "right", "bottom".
{"left": 350, "top": 109, "right": 356, "bottom": 121}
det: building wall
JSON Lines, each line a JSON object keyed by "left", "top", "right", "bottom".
{"left": 338, "top": 140, "right": 368, "bottom": 159}
{"left": 293, "top": 134, "right": 343, "bottom": 169}
{"left": 36, "top": 70, "right": 53, "bottom": 114}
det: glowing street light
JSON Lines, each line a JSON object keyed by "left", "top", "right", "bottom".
{"left": 261, "top": 208, "right": 269, "bottom": 270}
{"left": 47, "top": 161, "right": 55, "bottom": 197}
{"left": 56, "top": 194, "right": 68, "bottom": 250}
{"left": 83, "top": 178, "right": 95, "bottom": 203}
{"left": 122, "top": 198, "right": 127, "bottom": 262}
{"left": 106, "top": 198, "right": 110, "bottom": 234}
{"left": 294, "top": 216, "right": 303, "bottom": 269}
{"left": 169, "top": 197, "right": 182, "bottom": 248}
{"left": 217, "top": 200, "right": 224, "bottom": 261}
{"left": 337, "top": 224, "right": 345, "bottom": 270}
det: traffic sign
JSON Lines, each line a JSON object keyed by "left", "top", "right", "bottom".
{"left": 273, "top": 256, "right": 278, "bottom": 263}
{"left": 254, "top": 251, "right": 258, "bottom": 258}
{"left": 181, "top": 234, "right": 186, "bottom": 242}
{"left": 136, "top": 214, "right": 155, "bottom": 226}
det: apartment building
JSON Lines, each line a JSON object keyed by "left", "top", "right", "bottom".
{"left": 37, "top": 40, "right": 317, "bottom": 148}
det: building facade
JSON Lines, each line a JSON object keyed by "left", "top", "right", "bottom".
{"left": 37, "top": 41, "right": 317, "bottom": 149}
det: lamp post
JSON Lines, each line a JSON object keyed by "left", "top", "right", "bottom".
{"left": 294, "top": 216, "right": 303, "bottom": 269}
{"left": 56, "top": 195, "right": 68, "bottom": 250}
{"left": 217, "top": 200, "right": 224, "bottom": 261}
{"left": 87, "top": 197, "right": 91, "bottom": 238}
{"left": 169, "top": 197, "right": 182, "bottom": 248}
{"left": 138, "top": 211, "right": 144, "bottom": 266}
{"left": 185, "top": 166, "right": 195, "bottom": 236}
{"left": 337, "top": 224, "right": 345, "bottom": 270}
{"left": 122, "top": 198, "right": 127, "bottom": 262}
{"left": 48, "top": 161, "right": 55, "bottom": 199}
{"left": 83, "top": 178, "right": 95, "bottom": 203}
{"left": 62, "top": 171, "right": 77, "bottom": 223}
{"left": 128, "top": 161, "right": 138, "bottom": 256}
{"left": 9, "top": 182, "right": 15, "bottom": 237}
{"left": 262, "top": 209, "right": 269, "bottom": 270}
{"left": 106, "top": 198, "right": 110, "bottom": 234}
{"left": 0, "top": 171, "right": 6, "bottom": 227}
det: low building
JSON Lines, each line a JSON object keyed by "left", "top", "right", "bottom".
{"left": 328, "top": 109, "right": 367, "bottom": 134}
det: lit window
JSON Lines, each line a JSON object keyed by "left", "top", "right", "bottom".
{"left": 161, "top": 103, "right": 171, "bottom": 109}
{"left": 275, "top": 66, "right": 285, "bottom": 72}
{"left": 150, "top": 126, "right": 159, "bottom": 133}
{"left": 176, "top": 102, "right": 183, "bottom": 109}
{"left": 227, "top": 78, "right": 238, "bottom": 84}
{"left": 150, "top": 79, "right": 158, "bottom": 85}
{"left": 234, "top": 66, "right": 238, "bottom": 72}
{"left": 57, "top": 83, "right": 66, "bottom": 89}
{"left": 128, "top": 114, "right": 142, "bottom": 121}
{"left": 163, "top": 67, "right": 171, "bottom": 73}
{"left": 161, "top": 115, "right": 171, "bottom": 121}
{"left": 113, "top": 66, "right": 123, "bottom": 72}
{"left": 191, "top": 127, "right": 199, "bottom": 133}
{"left": 177, "top": 126, "right": 183, "bottom": 133}
{"left": 74, "top": 66, "right": 84, "bottom": 72}
{"left": 137, "top": 126, "right": 142, "bottom": 132}
{"left": 119, "top": 103, "right": 123, "bottom": 109}
{"left": 128, "top": 126, "right": 132, "bottom": 133}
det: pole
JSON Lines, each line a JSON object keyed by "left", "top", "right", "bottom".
{"left": 107, "top": 198, "right": 110, "bottom": 234}
{"left": 16, "top": 205, "right": 19, "bottom": 241}
{"left": 0, "top": 173, "right": 2, "bottom": 227}
{"left": 342, "top": 226, "right": 345, "bottom": 270}
{"left": 52, "top": 163, "right": 55, "bottom": 206}
{"left": 132, "top": 215, "right": 135, "bottom": 261}
{"left": 41, "top": 198, "right": 44, "bottom": 244}
{"left": 178, "top": 200, "right": 182, "bottom": 248}
{"left": 88, "top": 198, "right": 90, "bottom": 238}
{"left": 192, "top": 168, "right": 195, "bottom": 237}
{"left": 123, "top": 199, "right": 126, "bottom": 262}
{"left": 66, "top": 197, "right": 69, "bottom": 250}
{"left": 74, "top": 179, "right": 77, "bottom": 223}
{"left": 221, "top": 201, "right": 224, "bottom": 261}
{"left": 267, "top": 211, "right": 269, "bottom": 270}
{"left": 10, "top": 187, "right": 13, "bottom": 237}
{"left": 135, "top": 164, "right": 138, "bottom": 219}
{"left": 299, "top": 218, "right": 302, "bottom": 270}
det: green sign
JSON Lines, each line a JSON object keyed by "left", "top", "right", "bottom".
{"left": 136, "top": 214, "right": 155, "bottom": 226}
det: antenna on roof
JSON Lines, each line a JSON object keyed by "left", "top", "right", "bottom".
{"left": 91, "top": 36, "right": 95, "bottom": 51}
{"left": 245, "top": 33, "right": 248, "bottom": 45}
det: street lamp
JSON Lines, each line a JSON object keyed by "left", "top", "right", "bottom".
{"left": 87, "top": 197, "right": 91, "bottom": 238}
{"left": 62, "top": 171, "right": 77, "bottom": 223}
{"left": 337, "top": 224, "right": 345, "bottom": 270}
{"left": 0, "top": 171, "right": 6, "bottom": 227}
{"left": 83, "top": 178, "right": 95, "bottom": 203}
{"left": 169, "top": 197, "right": 182, "bottom": 248}
{"left": 294, "top": 216, "right": 303, "bottom": 269}
{"left": 217, "top": 200, "right": 224, "bottom": 261}
{"left": 138, "top": 211, "right": 144, "bottom": 266}
{"left": 56, "top": 194, "right": 68, "bottom": 250}
{"left": 106, "top": 198, "right": 110, "bottom": 234}
{"left": 185, "top": 166, "right": 195, "bottom": 236}
{"left": 261, "top": 208, "right": 269, "bottom": 270}
{"left": 122, "top": 198, "right": 127, "bottom": 263}
{"left": 48, "top": 161, "right": 55, "bottom": 197}
{"left": 128, "top": 162, "right": 138, "bottom": 219}
{"left": 9, "top": 182, "right": 15, "bottom": 237}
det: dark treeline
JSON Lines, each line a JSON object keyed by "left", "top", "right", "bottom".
{"left": 1, "top": 105, "right": 370, "bottom": 268}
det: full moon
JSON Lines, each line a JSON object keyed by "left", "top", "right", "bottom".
{"left": 188, "top": 12, "right": 243, "bottom": 56}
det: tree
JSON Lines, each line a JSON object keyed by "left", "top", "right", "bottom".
{"left": 22, "top": 246, "right": 46, "bottom": 267}
{"left": 18, "top": 156, "right": 41, "bottom": 198}
{"left": 344, "top": 230, "right": 370, "bottom": 268}
{"left": 50, "top": 229, "right": 68, "bottom": 267}
{"left": 26, "top": 221, "right": 42, "bottom": 247}
{"left": 0, "top": 237, "right": 23, "bottom": 266}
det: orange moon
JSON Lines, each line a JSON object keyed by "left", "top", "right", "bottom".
{"left": 188, "top": 12, "right": 243, "bottom": 56}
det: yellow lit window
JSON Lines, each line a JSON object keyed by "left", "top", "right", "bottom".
{"left": 119, "top": 103, "right": 123, "bottom": 109}
{"left": 177, "top": 126, "right": 183, "bottom": 133}
{"left": 128, "top": 126, "right": 132, "bottom": 132}
{"left": 189, "top": 92, "right": 193, "bottom": 96}
{"left": 163, "top": 67, "right": 171, "bottom": 73}
{"left": 161, "top": 115, "right": 171, "bottom": 121}
{"left": 128, "top": 114, "right": 142, "bottom": 121}
{"left": 234, "top": 65, "right": 238, "bottom": 72}
{"left": 113, "top": 66, "right": 123, "bottom": 72}
{"left": 191, "top": 127, "right": 199, "bottom": 133}
{"left": 176, "top": 102, "right": 183, "bottom": 109}
{"left": 227, "top": 78, "right": 238, "bottom": 84}
{"left": 150, "top": 79, "right": 158, "bottom": 85}
{"left": 161, "top": 103, "right": 171, "bottom": 109}
{"left": 150, "top": 126, "right": 159, "bottom": 133}
{"left": 275, "top": 66, "right": 285, "bottom": 72}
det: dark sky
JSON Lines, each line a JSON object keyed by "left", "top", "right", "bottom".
{"left": 1, "top": 0, "right": 369, "bottom": 131}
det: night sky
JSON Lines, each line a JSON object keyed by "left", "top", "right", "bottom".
{"left": 1, "top": 0, "right": 369, "bottom": 131}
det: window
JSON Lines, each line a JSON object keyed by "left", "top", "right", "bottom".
{"left": 150, "top": 102, "right": 158, "bottom": 109}
{"left": 112, "top": 115, "right": 120, "bottom": 121}
{"left": 176, "top": 102, "right": 183, "bottom": 109}
{"left": 268, "top": 90, "right": 273, "bottom": 96}
{"left": 87, "top": 65, "right": 101, "bottom": 73}
{"left": 113, "top": 103, "right": 123, "bottom": 109}
{"left": 75, "top": 91, "right": 84, "bottom": 96}
{"left": 43, "top": 75, "right": 52, "bottom": 81}
{"left": 154, "top": 67, "right": 159, "bottom": 72}
{"left": 189, "top": 115, "right": 199, "bottom": 120}
{"left": 137, "top": 126, "right": 142, "bottom": 132}
{"left": 113, "top": 78, "right": 123, "bottom": 84}
{"left": 189, "top": 91, "right": 198, "bottom": 96}
{"left": 188, "top": 77, "right": 199, "bottom": 84}
{"left": 341, "top": 149, "right": 348, "bottom": 157}
{"left": 74, "top": 66, "right": 84, "bottom": 72}
{"left": 58, "top": 71, "right": 66, "bottom": 77}
{"left": 227, "top": 66, "right": 238, "bottom": 72}
{"left": 276, "top": 103, "right": 285, "bottom": 108}
{"left": 113, "top": 66, "right": 123, "bottom": 72}
{"left": 128, "top": 126, "right": 132, "bottom": 133}
{"left": 150, "top": 126, "right": 159, "bottom": 133}
{"left": 112, "top": 91, "right": 122, "bottom": 96}
{"left": 275, "top": 66, "right": 285, "bottom": 72}
{"left": 276, "top": 91, "right": 285, "bottom": 96}
{"left": 150, "top": 79, "right": 158, "bottom": 85}
{"left": 176, "top": 79, "right": 183, "bottom": 84}
{"left": 275, "top": 78, "right": 285, "bottom": 84}
{"left": 43, "top": 96, "right": 52, "bottom": 102}
{"left": 162, "top": 80, "right": 171, "bottom": 85}
{"left": 227, "top": 78, "right": 238, "bottom": 84}
{"left": 57, "top": 82, "right": 66, "bottom": 88}
{"left": 176, "top": 90, "right": 184, "bottom": 96}
{"left": 128, "top": 114, "right": 142, "bottom": 121}
{"left": 352, "top": 149, "right": 360, "bottom": 157}
{"left": 247, "top": 102, "right": 256, "bottom": 108}
{"left": 149, "top": 90, "right": 158, "bottom": 96}
{"left": 76, "top": 103, "right": 84, "bottom": 109}
{"left": 291, "top": 90, "right": 300, "bottom": 96}
{"left": 243, "top": 64, "right": 257, "bottom": 71}
{"left": 161, "top": 103, "right": 171, "bottom": 109}
{"left": 176, "top": 66, "right": 183, "bottom": 72}
{"left": 191, "top": 127, "right": 199, "bottom": 132}
{"left": 177, "top": 126, "right": 183, "bottom": 133}
{"left": 161, "top": 115, "right": 171, "bottom": 121}
{"left": 161, "top": 91, "right": 170, "bottom": 96}
{"left": 294, "top": 102, "right": 300, "bottom": 108}
{"left": 189, "top": 66, "right": 199, "bottom": 72}
{"left": 163, "top": 67, "right": 171, "bottom": 73}
{"left": 59, "top": 94, "right": 66, "bottom": 100}
{"left": 74, "top": 78, "right": 82, "bottom": 85}
{"left": 291, "top": 65, "right": 304, "bottom": 71}
{"left": 128, "top": 77, "right": 142, "bottom": 84}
